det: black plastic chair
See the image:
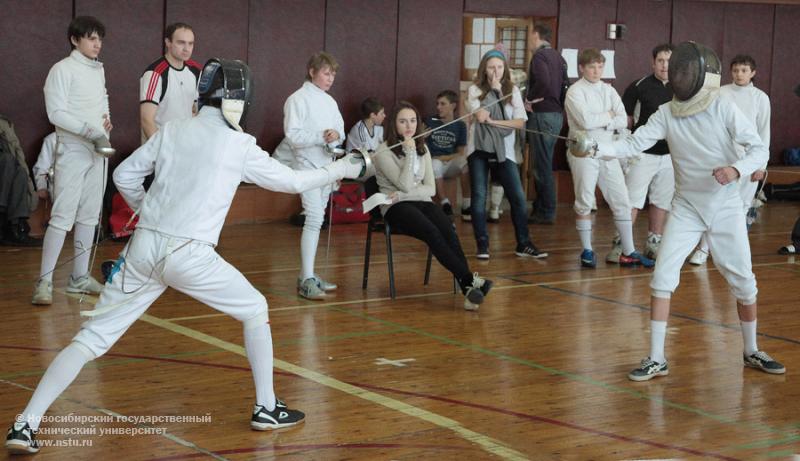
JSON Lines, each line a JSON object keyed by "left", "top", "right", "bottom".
{"left": 362, "top": 177, "right": 434, "bottom": 299}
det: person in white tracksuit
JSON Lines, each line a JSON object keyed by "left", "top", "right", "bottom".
{"left": 283, "top": 51, "right": 346, "bottom": 300}
{"left": 4, "top": 59, "right": 366, "bottom": 455}
{"left": 592, "top": 42, "right": 785, "bottom": 382}
{"left": 689, "top": 54, "right": 771, "bottom": 265}
{"left": 564, "top": 48, "right": 654, "bottom": 269}
{"left": 32, "top": 16, "right": 113, "bottom": 306}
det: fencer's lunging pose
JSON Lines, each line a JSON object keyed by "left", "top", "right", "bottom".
{"left": 5, "top": 59, "right": 366, "bottom": 455}
{"left": 589, "top": 42, "right": 785, "bottom": 381}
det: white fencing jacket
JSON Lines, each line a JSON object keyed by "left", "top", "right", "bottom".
{"left": 720, "top": 82, "right": 770, "bottom": 164}
{"left": 283, "top": 81, "right": 345, "bottom": 168}
{"left": 113, "top": 107, "right": 342, "bottom": 246}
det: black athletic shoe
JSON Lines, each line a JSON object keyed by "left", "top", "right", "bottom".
{"left": 516, "top": 243, "right": 548, "bottom": 259}
{"left": 251, "top": 399, "right": 305, "bottom": 430}
{"left": 744, "top": 351, "right": 786, "bottom": 374}
{"left": 476, "top": 243, "right": 490, "bottom": 260}
{"left": 461, "top": 207, "right": 472, "bottom": 222}
{"left": 6, "top": 422, "right": 39, "bottom": 454}
{"left": 442, "top": 203, "right": 453, "bottom": 216}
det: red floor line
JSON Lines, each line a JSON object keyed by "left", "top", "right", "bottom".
{"left": 0, "top": 344, "right": 742, "bottom": 461}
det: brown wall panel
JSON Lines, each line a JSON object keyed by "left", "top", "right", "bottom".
{"left": 75, "top": 0, "right": 164, "bottom": 163}
{"left": 557, "top": 0, "right": 616, "bottom": 55}
{"left": 613, "top": 0, "right": 672, "bottom": 94}
{"left": 0, "top": 0, "right": 72, "bottom": 165}
{"left": 721, "top": 2, "right": 773, "bottom": 91}
{"left": 166, "top": 0, "right": 249, "bottom": 64}
{"left": 395, "top": 0, "right": 463, "bottom": 117}
{"left": 247, "top": 0, "right": 326, "bottom": 150}
{"left": 671, "top": 0, "right": 725, "bottom": 55}
{"left": 769, "top": 4, "right": 800, "bottom": 161}
{"left": 325, "top": 0, "right": 398, "bottom": 130}
{"left": 464, "top": 0, "right": 558, "bottom": 17}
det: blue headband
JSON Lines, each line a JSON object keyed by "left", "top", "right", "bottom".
{"left": 483, "top": 50, "right": 506, "bottom": 61}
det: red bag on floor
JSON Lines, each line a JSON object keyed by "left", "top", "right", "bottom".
{"left": 328, "top": 182, "right": 369, "bottom": 224}
{"left": 109, "top": 192, "right": 138, "bottom": 237}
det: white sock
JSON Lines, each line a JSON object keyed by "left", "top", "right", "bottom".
{"left": 490, "top": 185, "right": 503, "bottom": 208}
{"left": 39, "top": 227, "right": 67, "bottom": 282}
{"left": 21, "top": 343, "right": 93, "bottom": 430}
{"left": 244, "top": 322, "right": 277, "bottom": 411}
{"left": 462, "top": 197, "right": 471, "bottom": 208}
{"left": 72, "top": 223, "right": 95, "bottom": 279}
{"left": 441, "top": 198, "right": 451, "bottom": 205}
{"left": 300, "top": 227, "right": 320, "bottom": 281}
{"left": 650, "top": 320, "right": 667, "bottom": 363}
{"left": 741, "top": 320, "right": 758, "bottom": 356}
{"left": 576, "top": 219, "right": 592, "bottom": 251}
{"left": 698, "top": 234, "right": 709, "bottom": 253}
{"left": 615, "top": 218, "right": 636, "bottom": 255}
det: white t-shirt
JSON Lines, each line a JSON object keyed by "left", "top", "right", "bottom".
{"left": 346, "top": 120, "right": 384, "bottom": 152}
{"left": 140, "top": 57, "right": 201, "bottom": 132}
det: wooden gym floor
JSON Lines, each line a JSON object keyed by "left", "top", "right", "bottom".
{"left": 1, "top": 202, "right": 799, "bottom": 460}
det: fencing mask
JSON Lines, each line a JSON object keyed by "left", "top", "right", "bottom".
{"left": 197, "top": 58, "right": 253, "bottom": 132}
{"left": 668, "top": 41, "right": 721, "bottom": 101}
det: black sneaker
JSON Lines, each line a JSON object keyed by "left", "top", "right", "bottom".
{"left": 628, "top": 357, "right": 669, "bottom": 381}
{"left": 476, "top": 244, "right": 490, "bottom": 260}
{"left": 6, "top": 422, "right": 39, "bottom": 454}
{"left": 515, "top": 243, "right": 548, "bottom": 259}
{"left": 251, "top": 399, "right": 305, "bottom": 430}
{"left": 442, "top": 203, "right": 453, "bottom": 216}
{"left": 744, "top": 351, "right": 786, "bottom": 374}
{"left": 461, "top": 207, "right": 472, "bottom": 222}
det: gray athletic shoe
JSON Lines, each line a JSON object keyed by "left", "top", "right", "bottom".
{"left": 298, "top": 277, "right": 326, "bottom": 300}
{"left": 66, "top": 274, "right": 104, "bottom": 295}
{"left": 313, "top": 274, "right": 337, "bottom": 291}
{"left": 744, "top": 351, "right": 786, "bottom": 374}
{"left": 31, "top": 279, "right": 53, "bottom": 305}
{"left": 606, "top": 236, "right": 622, "bottom": 263}
{"left": 628, "top": 357, "right": 669, "bottom": 381}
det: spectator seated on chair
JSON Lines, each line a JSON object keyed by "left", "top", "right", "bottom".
{"left": 0, "top": 115, "right": 42, "bottom": 247}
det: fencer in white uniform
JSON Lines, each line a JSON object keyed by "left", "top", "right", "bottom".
{"left": 690, "top": 55, "right": 771, "bottom": 265}
{"left": 5, "top": 59, "right": 367, "bottom": 455}
{"left": 564, "top": 49, "right": 653, "bottom": 269}
{"left": 590, "top": 42, "right": 785, "bottom": 381}
{"left": 284, "top": 52, "right": 346, "bottom": 300}
{"left": 33, "top": 16, "right": 114, "bottom": 306}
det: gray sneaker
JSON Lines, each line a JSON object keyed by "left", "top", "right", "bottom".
{"left": 744, "top": 351, "right": 786, "bottom": 374}
{"left": 66, "top": 274, "right": 104, "bottom": 295}
{"left": 296, "top": 276, "right": 337, "bottom": 292}
{"left": 645, "top": 234, "right": 661, "bottom": 260}
{"left": 298, "top": 277, "right": 326, "bottom": 300}
{"left": 31, "top": 279, "right": 53, "bottom": 305}
{"left": 606, "top": 236, "right": 622, "bottom": 263}
{"left": 628, "top": 357, "right": 669, "bottom": 381}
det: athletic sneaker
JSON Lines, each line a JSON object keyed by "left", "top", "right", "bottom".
{"left": 606, "top": 236, "right": 622, "bottom": 263}
{"left": 66, "top": 274, "right": 104, "bottom": 295}
{"left": 516, "top": 243, "right": 548, "bottom": 259}
{"left": 688, "top": 248, "right": 708, "bottom": 265}
{"left": 462, "top": 272, "right": 494, "bottom": 311}
{"left": 476, "top": 244, "right": 490, "bottom": 260}
{"left": 31, "top": 279, "right": 53, "bottom": 306}
{"left": 488, "top": 207, "right": 501, "bottom": 223}
{"left": 5, "top": 422, "right": 39, "bottom": 454}
{"left": 580, "top": 249, "right": 596, "bottom": 268}
{"left": 778, "top": 244, "right": 797, "bottom": 255}
{"left": 461, "top": 207, "right": 472, "bottom": 222}
{"left": 744, "top": 351, "right": 786, "bottom": 374}
{"left": 620, "top": 251, "right": 655, "bottom": 268}
{"left": 644, "top": 234, "right": 661, "bottom": 260}
{"left": 442, "top": 202, "right": 453, "bottom": 216}
{"left": 250, "top": 399, "right": 305, "bottom": 430}
{"left": 298, "top": 277, "right": 326, "bottom": 300}
{"left": 628, "top": 357, "right": 669, "bottom": 381}
{"left": 295, "top": 275, "right": 338, "bottom": 292}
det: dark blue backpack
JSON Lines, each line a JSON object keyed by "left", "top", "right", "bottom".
{"left": 785, "top": 147, "right": 800, "bottom": 166}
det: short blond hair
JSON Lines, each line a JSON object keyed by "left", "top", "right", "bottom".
{"left": 578, "top": 48, "right": 605, "bottom": 66}
{"left": 306, "top": 51, "right": 339, "bottom": 80}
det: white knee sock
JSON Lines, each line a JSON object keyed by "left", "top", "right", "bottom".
{"left": 698, "top": 234, "right": 709, "bottom": 253}
{"left": 244, "top": 322, "right": 277, "bottom": 411}
{"left": 72, "top": 223, "right": 95, "bottom": 279}
{"left": 21, "top": 343, "right": 93, "bottom": 430}
{"left": 576, "top": 219, "right": 592, "bottom": 251}
{"left": 300, "top": 227, "right": 320, "bottom": 281}
{"left": 615, "top": 218, "right": 636, "bottom": 255}
{"left": 39, "top": 227, "right": 67, "bottom": 282}
{"left": 650, "top": 320, "right": 667, "bottom": 363}
{"left": 741, "top": 320, "right": 758, "bottom": 356}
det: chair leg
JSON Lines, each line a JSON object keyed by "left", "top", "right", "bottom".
{"left": 363, "top": 225, "right": 373, "bottom": 290}
{"left": 453, "top": 276, "right": 458, "bottom": 294}
{"left": 424, "top": 248, "right": 432, "bottom": 285}
{"left": 385, "top": 228, "right": 396, "bottom": 299}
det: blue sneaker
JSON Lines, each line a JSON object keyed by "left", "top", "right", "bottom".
{"left": 580, "top": 249, "right": 596, "bottom": 268}
{"left": 620, "top": 251, "right": 655, "bottom": 268}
